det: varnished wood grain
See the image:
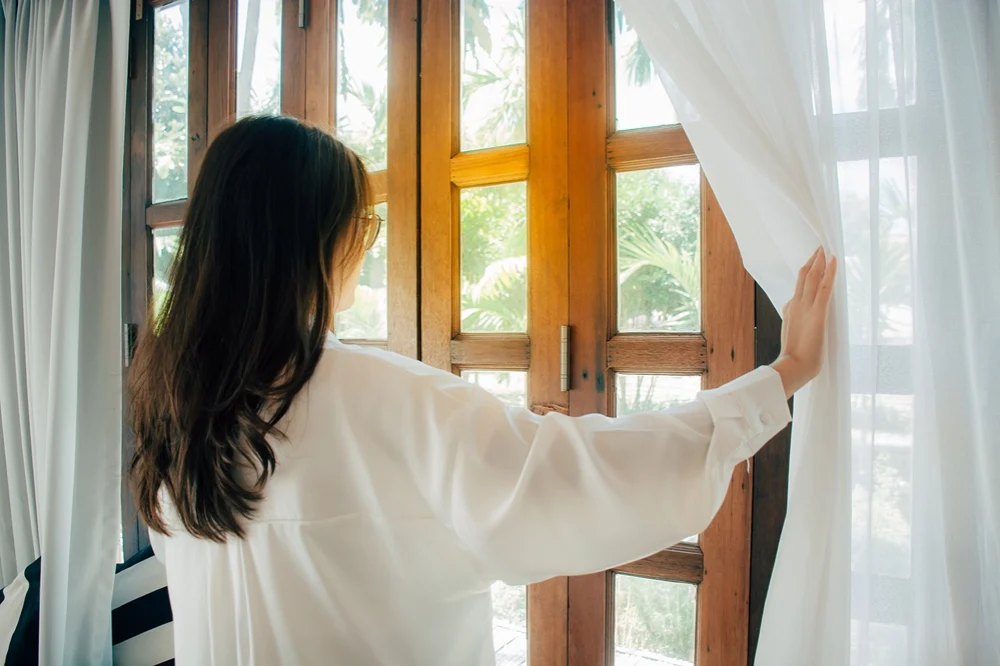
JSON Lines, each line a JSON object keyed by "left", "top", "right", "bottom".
{"left": 419, "top": 0, "right": 458, "bottom": 370}
{"left": 607, "top": 334, "right": 707, "bottom": 373}
{"left": 566, "top": 0, "right": 612, "bottom": 661}
{"left": 567, "top": 573, "right": 609, "bottom": 666}
{"left": 607, "top": 125, "right": 697, "bottom": 172}
{"left": 304, "top": 0, "right": 336, "bottom": 129}
{"left": 188, "top": 0, "right": 209, "bottom": 189}
{"left": 530, "top": 577, "right": 570, "bottom": 666}
{"left": 697, "top": 177, "right": 756, "bottom": 666}
{"left": 567, "top": 0, "right": 610, "bottom": 420}
{"left": 450, "top": 145, "right": 530, "bottom": 188}
{"left": 386, "top": 0, "right": 420, "bottom": 358}
{"left": 527, "top": 0, "right": 571, "bottom": 662}
{"left": 450, "top": 335, "right": 530, "bottom": 370}
{"left": 369, "top": 170, "right": 388, "bottom": 203}
{"left": 145, "top": 201, "right": 187, "bottom": 229}
{"left": 614, "top": 544, "right": 705, "bottom": 585}
{"left": 207, "top": 0, "right": 235, "bottom": 139}
{"left": 281, "top": 0, "right": 307, "bottom": 118}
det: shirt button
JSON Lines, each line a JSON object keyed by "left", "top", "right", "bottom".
{"left": 760, "top": 413, "right": 772, "bottom": 426}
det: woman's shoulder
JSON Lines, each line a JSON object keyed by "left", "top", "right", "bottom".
{"left": 317, "top": 336, "right": 459, "bottom": 388}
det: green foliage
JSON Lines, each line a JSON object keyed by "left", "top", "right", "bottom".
{"left": 616, "top": 6, "right": 654, "bottom": 87}
{"left": 461, "top": 1, "right": 526, "bottom": 149}
{"left": 852, "top": 0, "right": 915, "bottom": 110}
{"left": 459, "top": 183, "right": 527, "bottom": 332}
{"left": 151, "top": 5, "right": 189, "bottom": 203}
{"left": 617, "top": 168, "right": 701, "bottom": 332}
{"left": 617, "top": 375, "right": 700, "bottom": 415}
{"left": 491, "top": 582, "right": 527, "bottom": 628}
{"left": 337, "top": 0, "right": 389, "bottom": 168}
{"left": 236, "top": 0, "right": 282, "bottom": 117}
{"left": 615, "top": 576, "right": 696, "bottom": 662}
{"left": 152, "top": 227, "right": 183, "bottom": 320}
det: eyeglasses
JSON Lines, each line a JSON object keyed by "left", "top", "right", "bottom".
{"left": 356, "top": 212, "right": 383, "bottom": 250}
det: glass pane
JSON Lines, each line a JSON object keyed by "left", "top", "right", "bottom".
{"left": 614, "top": 4, "right": 676, "bottom": 130}
{"left": 151, "top": 2, "right": 189, "bottom": 203}
{"left": 825, "top": 0, "right": 916, "bottom": 114}
{"left": 460, "top": 183, "right": 527, "bottom": 333}
{"left": 615, "top": 374, "right": 701, "bottom": 416}
{"left": 461, "top": 370, "right": 527, "bottom": 407}
{"left": 617, "top": 166, "right": 701, "bottom": 333}
{"left": 335, "top": 203, "right": 388, "bottom": 339}
{"left": 614, "top": 575, "right": 696, "bottom": 665}
{"left": 237, "top": 0, "right": 282, "bottom": 117}
{"left": 152, "top": 226, "right": 183, "bottom": 320}
{"left": 461, "top": 0, "right": 526, "bottom": 151}
{"left": 337, "top": 0, "right": 389, "bottom": 170}
{"left": 491, "top": 581, "right": 527, "bottom": 662}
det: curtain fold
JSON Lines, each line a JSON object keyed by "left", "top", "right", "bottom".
{"left": 616, "top": 0, "right": 1000, "bottom": 664}
{"left": 0, "top": 0, "right": 129, "bottom": 663}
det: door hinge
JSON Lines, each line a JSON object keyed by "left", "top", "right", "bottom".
{"left": 135, "top": 0, "right": 143, "bottom": 22}
{"left": 298, "top": 0, "right": 309, "bottom": 28}
{"left": 560, "top": 325, "right": 570, "bottom": 392}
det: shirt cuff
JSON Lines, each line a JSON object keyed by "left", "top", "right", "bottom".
{"left": 697, "top": 366, "right": 792, "bottom": 463}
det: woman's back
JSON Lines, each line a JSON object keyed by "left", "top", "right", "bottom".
{"left": 152, "top": 337, "right": 496, "bottom": 664}
{"left": 152, "top": 334, "right": 793, "bottom": 665}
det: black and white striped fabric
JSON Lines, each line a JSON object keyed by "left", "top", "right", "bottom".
{"left": 0, "top": 547, "right": 174, "bottom": 665}
{"left": 111, "top": 547, "right": 174, "bottom": 666}
{"left": 0, "top": 557, "right": 40, "bottom": 665}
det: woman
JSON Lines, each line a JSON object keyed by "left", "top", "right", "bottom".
{"left": 130, "top": 116, "right": 836, "bottom": 665}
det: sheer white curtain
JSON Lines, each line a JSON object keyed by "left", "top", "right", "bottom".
{"left": 0, "top": 0, "right": 129, "bottom": 662}
{"left": 616, "top": 0, "right": 1000, "bottom": 664}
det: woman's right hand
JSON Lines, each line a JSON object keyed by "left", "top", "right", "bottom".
{"left": 771, "top": 247, "right": 837, "bottom": 398}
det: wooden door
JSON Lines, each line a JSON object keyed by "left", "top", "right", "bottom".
{"left": 566, "top": 3, "right": 756, "bottom": 664}
{"left": 418, "top": 1, "right": 757, "bottom": 663}
{"left": 128, "top": 1, "right": 756, "bottom": 662}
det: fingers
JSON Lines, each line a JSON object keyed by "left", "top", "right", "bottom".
{"left": 794, "top": 248, "right": 820, "bottom": 300}
{"left": 816, "top": 255, "right": 837, "bottom": 308}
{"left": 802, "top": 247, "right": 826, "bottom": 303}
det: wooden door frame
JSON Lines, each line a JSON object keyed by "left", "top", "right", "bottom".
{"left": 566, "top": 1, "right": 757, "bottom": 664}
{"left": 418, "top": 0, "right": 572, "bottom": 661}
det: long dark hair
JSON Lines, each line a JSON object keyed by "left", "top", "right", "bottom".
{"left": 129, "top": 116, "right": 378, "bottom": 541}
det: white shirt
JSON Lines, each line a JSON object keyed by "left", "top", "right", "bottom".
{"left": 150, "top": 335, "right": 791, "bottom": 665}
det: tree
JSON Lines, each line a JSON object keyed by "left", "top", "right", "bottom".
{"left": 151, "top": 4, "right": 190, "bottom": 202}
{"left": 235, "top": 0, "right": 281, "bottom": 116}
{"left": 236, "top": 0, "right": 262, "bottom": 115}
{"left": 616, "top": 6, "right": 654, "bottom": 88}
{"left": 615, "top": 576, "right": 696, "bottom": 662}
{"left": 853, "top": 0, "right": 915, "bottom": 110}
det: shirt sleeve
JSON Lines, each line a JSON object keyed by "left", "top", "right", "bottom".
{"left": 391, "top": 363, "right": 791, "bottom": 586}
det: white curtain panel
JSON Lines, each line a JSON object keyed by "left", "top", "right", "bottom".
{"left": 0, "top": 0, "right": 129, "bottom": 663}
{"left": 616, "top": 0, "right": 1000, "bottom": 664}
